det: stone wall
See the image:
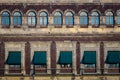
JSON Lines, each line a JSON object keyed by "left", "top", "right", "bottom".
{"left": 0, "top": 0, "right": 119, "bottom": 3}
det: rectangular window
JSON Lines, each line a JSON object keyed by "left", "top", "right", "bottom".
{"left": 40, "top": 17, "right": 47, "bottom": 26}
{"left": 9, "top": 65, "right": 21, "bottom": 68}
{"left": 109, "top": 64, "right": 119, "bottom": 68}
{"left": 106, "top": 16, "right": 114, "bottom": 25}
{"left": 91, "top": 16, "right": 99, "bottom": 25}
{"left": 61, "top": 64, "right": 72, "bottom": 68}
{"left": 80, "top": 16, "right": 88, "bottom": 25}
{"left": 2, "top": 17, "right": 10, "bottom": 26}
{"left": 66, "top": 17, "right": 73, "bottom": 25}
{"left": 84, "top": 64, "right": 95, "bottom": 68}
{"left": 13, "top": 17, "right": 22, "bottom": 25}
{"left": 35, "top": 65, "right": 47, "bottom": 68}
{"left": 28, "top": 17, "right": 36, "bottom": 26}
{"left": 54, "top": 16, "right": 62, "bottom": 25}
{"left": 117, "top": 17, "right": 120, "bottom": 24}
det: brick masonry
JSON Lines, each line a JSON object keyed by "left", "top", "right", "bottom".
{"left": 100, "top": 42, "right": 104, "bottom": 74}
{"left": 0, "top": 42, "right": 5, "bottom": 75}
{"left": 25, "top": 42, "right": 30, "bottom": 75}
{"left": 50, "top": 41, "right": 56, "bottom": 75}
{"left": 0, "top": 4, "right": 119, "bottom": 14}
{"left": 76, "top": 42, "right": 80, "bottom": 74}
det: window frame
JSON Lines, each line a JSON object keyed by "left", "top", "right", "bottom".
{"left": 65, "top": 11, "right": 74, "bottom": 26}
{"left": 105, "top": 11, "right": 114, "bottom": 25}
{"left": 108, "top": 64, "right": 119, "bottom": 68}
{"left": 60, "top": 64, "right": 72, "bottom": 68}
{"left": 13, "top": 11, "right": 22, "bottom": 26}
{"left": 91, "top": 12, "right": 100, "bottom": 26}
{"left": 117, "top": 12, "right": 120, "bottom": 25}
{"left": 54, "top": 11, "right": 62, "bottom": 26}
{"left": 34, "top": 65, "right": 47, "bottom": 68}
{"left": 27, "top": 11, "right": 37, "bottom": 26}
{"left": 80, "top": 11, "right": 88, "bottom": 26}
{"left": 9, "top": 65, "right": 21, "bottom": 69}
{"left": 39, "top": 11, "right": 48, "bottom": 26}
{"left": 1, "top": 11, "right": 10, "bottom": 26}
{"left": 84, "top": 64, "right": 96, "bottom": 68}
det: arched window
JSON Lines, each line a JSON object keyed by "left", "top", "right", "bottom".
{"left": 28, "top": 11, "right": 36, "bottom": 26}
{"left": 1, "top": 11, "right": 10, "bottom": 26}
{"left": 65, "top": 11, "right": 74, "bottom": 25}
{"left": 91, "top": 12, "right": 99, "bottom": 25}
{"left": 39, "top": 12, "right": 48, "bottom": 26}
{"left": 54, "top": 11, "right": 62, "bottom": 25}
{"left": 13, "top": 12, "right": 22, "bottom": 26}
{"left": 80, "top": 12, "right": 88, "bottom": 25}
{"left": 106, "top": 11, "right": 114, "bottom": 25}
{"left": 117, "top": 12, "right": 120, "bottom": 25}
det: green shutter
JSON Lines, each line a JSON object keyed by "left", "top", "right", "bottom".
{"left": 32, "top": 51, "right": 46, "bottom": 65}
{"left": 58, "top": 51, "right": 72, "bottom": 64}
{"left": 6, "top": 51, "right": 21, "bottom": 65}
{"left": 106, "top": 51, "right": 120, "bottom": 64}
{"left": 82, "top": 51, "right": 96, "bottom": 64}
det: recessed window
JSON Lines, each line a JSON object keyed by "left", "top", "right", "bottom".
{"left": 117, "top": 12, "right": 120, "bottom": 25}
{"left": 35, "top": 65, "right": 46, "bottom": 68}
{"left": 32, "top": 51, "right": 47, "bottom": 66}
{"left": 6, "top": 51, "right": 21, "bottom": 73}
{"left": 109, "top": 64, "right": 119, "bottom": 68}
{"left": 13, "top": 12, "right": 22, "bottom": 26}
{"left": 39, "top": 11, "right": 48, "bottom": 26}
{"left": 1, "top": 11, "right": 10, "bottom": 26}
{"left": 65, "top": 11, "right": 74, "bottom": 26}
{"left": 82, "top": 51, "right": 96, "bottom": 68}
{"left": 61, "top": 64, "right": 72, "bottom": 68}
{"left": 54, "top": 11, "right": 62, "bottom": 25}
{"left": 58, "top": 51, "right": 72, "bottom": 68}
{"left": 28, "top": 11, "right": 36, "bottom": 26}
{"left": 91, "top": 12, "right": 99, "bottom": 25}
{"left": 106, "top": 11, "right": 114, "bottom": 25}
{"left": 9, "top": 65, "right": 21, "bottom": 68}
{"left": 80, "top": 12, "right": 88, "bottom": 25}
{"left": 106, "top": 51, "right": 120, "bottom": 64}
{"left": 84, "top": 64, "right": 95, "bottom": 68}
{"left": 6, "top": 51, "right": 21, "bottom": 65}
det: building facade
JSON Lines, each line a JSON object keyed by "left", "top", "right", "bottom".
{"left": 0, "top": 0, "right": 120, "bottom": 80}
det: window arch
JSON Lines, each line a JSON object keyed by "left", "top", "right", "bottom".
{"left": 91, "top": 12, "right": 99, "bottom": 25}
{"left": 117, "top": 12, "right": 120, "bottom": 25}
{"left": 39, "top": 11, "right": 48, "bottom": 26}
{"left": 80, "top": 11, "right": 88, "bottom": 25}
{"left": 13, "top": 11, "right": 22, "bottom": 26}
{"left": 106, "top": 11, "right": 114, "bottom": 25}
{"left": 1, "top": 11, "right": 10, "bottom": 26}
{"left": 28, "top": 11, "right": 36, "bottom": 26}
{"left": 54, "top": 11, "right": 62, "bottom": 25}
{"left": 65, "top": 11, "right": 74, "bottom": 25}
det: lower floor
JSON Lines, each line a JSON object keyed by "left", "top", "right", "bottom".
{"left": 0, "top": 36, "right": 120, "bottom": 76}
{"left": 0, "top": 75, "right": 120, "bottom": 80}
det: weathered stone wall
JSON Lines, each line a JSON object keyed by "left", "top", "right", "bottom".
{"left": 0, "top": 0, "right": 119, "bottom": 3}
{"left": 0, "top": 76, "right": 120, "bottom": 80}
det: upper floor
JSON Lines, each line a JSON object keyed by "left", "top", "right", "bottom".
{"left": 0, "top": 4, "right": 120, "bottom": 36}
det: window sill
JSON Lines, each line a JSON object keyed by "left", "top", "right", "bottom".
{"left": 28, "top": 26, "right": 36, "bottom": 28}
{"left": 40, "top": 25, "right": 48, "bottom": 28}
{"left": 14, "top": 25, "right": 22, "bottom": 28}
{"left": 80, "top": 25, "right": 88, "bottom": 28}
{"left": 106, "top": 25, "right": 114, "bottom": 28}
{"left": 54, "top": 25, "right": 62, "bottom": 28}
{"left": 2, "top": 26, "right": 10, "bottom": 28}
{"left": 66, "top": 25, "right": 73, "bottom": 28}
{"left": 92, "top": 25, "right": 100, "bottom": 28}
